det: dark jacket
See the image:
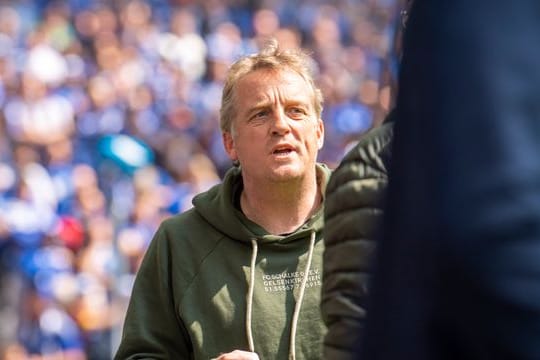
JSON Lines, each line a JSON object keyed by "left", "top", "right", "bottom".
{"left": 321, "top": 117, "right": 393, "bottom": 360}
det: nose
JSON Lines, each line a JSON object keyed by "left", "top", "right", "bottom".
{"left": 271, "top": 109, "right": 290, "bottom": 136}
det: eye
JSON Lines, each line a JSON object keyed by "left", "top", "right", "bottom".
{"left": 255, "top": 110, "right": 269, "bottom": 118}
{"left": 251, "top": 109, "right": 269, "bottom": 119}
{"left": 247, "top": 109, "right": 270, "bottom": 125}
{"left": 288, "top": 107, "right": 306, "bottom": 119}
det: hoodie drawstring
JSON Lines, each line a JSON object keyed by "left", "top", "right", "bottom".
{"left": 245, "top": 232, "right": 316, "bottom": 359}
{"left": 246, "top": 238, "right": 258, "bottom": 352}
{"left": 288, "top": 231, "right": 316, "bottom": 360}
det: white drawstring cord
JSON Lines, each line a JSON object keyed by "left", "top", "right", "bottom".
{"left": 246, "top": 238, "right": 258, "bottom": 352}
{"left": 288, "top": 231, "right": 316, "bottom": 360}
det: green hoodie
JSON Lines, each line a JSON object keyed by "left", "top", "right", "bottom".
{"left": 115, "top": 164, "right": 331, "bottom": 360}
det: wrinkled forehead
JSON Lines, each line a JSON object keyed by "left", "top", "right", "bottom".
{"left": 242, "top": 66, "right": 309, "bottom": 84}
{"left": 233, "top": 68, "right": 316, "bottom": 106}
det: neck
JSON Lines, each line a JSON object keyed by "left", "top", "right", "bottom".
{"left": 241, "top": 173, "right": 322, "bottom": 235}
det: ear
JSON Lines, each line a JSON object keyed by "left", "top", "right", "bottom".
{"left": 222, "top": 131, "right": 238, "bottom": 161}
{"left": 316, "top": 118, "right": 325, "bottom": 149}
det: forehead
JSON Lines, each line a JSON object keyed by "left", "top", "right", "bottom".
{"left": 234, "top": 68, "right": 313, "bottom": 103}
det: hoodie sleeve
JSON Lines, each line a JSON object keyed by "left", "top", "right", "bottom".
{"left": 115, "top": 225, "right": 193, "bottom": 359}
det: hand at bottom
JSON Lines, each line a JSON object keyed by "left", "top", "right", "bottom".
{"left": 213, "top": 350, "right": 260, "bottom": 360}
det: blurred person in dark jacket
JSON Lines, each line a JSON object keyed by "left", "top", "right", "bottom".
{"left": 320, "top": 1, "right": 411, "bottom": 358}
{"left": 361, "top": 0, "right": 540, "bottom": 359}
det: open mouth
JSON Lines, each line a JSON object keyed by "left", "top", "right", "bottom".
{"left": 271, "top": 143, "right": 296, "bottom": 157}
{"left": 273, "top": 148, "right": 293, "bottom": 155}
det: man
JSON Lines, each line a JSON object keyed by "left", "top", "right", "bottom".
{"left": 320, "top": 1, "right": 410, "bottom": 358}
{"left": 361, "top": 0, "right": 540, "bottom": 359}
{"left": 115, "top": 39, "right": 330, "bottom": 360}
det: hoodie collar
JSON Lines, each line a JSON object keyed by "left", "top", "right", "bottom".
{"left": 192, "top": 164, "right": 331, "bottom": 244}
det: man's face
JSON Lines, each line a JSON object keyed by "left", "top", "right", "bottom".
{"left": 223, "top": 68, "right": 324, "bottom": 184}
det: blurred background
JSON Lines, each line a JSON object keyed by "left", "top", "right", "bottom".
{"left": 0, "top": 0, "right": 399, "bottom": 358}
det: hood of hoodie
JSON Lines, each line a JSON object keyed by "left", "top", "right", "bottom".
{"left": 192, "top": 163, "right": 331, "bottom": 245}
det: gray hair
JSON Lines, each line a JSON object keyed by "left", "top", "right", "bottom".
{"left": 219, "top": 38, "right": 323, "bottom": 133}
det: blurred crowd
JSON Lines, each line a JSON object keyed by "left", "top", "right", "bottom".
{"left": 0, "top": 0, "right": 398, "bottom": 358}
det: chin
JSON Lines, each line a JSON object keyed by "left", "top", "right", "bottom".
{"left": 268, "top": 166, "right": 304, "bottom": 182}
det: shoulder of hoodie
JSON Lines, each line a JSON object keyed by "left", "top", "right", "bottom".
{"left": 150, "top": 207, "right": 224, "bottom": 268}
